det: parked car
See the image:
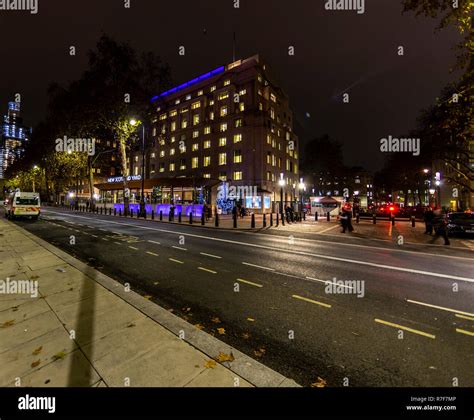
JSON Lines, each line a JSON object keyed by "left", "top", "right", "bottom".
{"left": 5, "top": 191, "right": 41, "bottom": 220}
{"left": 446, "top": 212, "right": 474, "bottom": 236}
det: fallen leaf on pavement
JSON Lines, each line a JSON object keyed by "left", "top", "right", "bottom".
{"left": 183, "top": 307, "right": 191, "bottom": 313}
{"left": 30, "top": 275, "right": 40, "bottom": 280}
{"left": 247, "top": 317, "right": 255, "bottom": 322}
{"left": 194, "top": 323, "right": 205, "bottom": 330}
{"left": 211, "top": 317, "right": 221, "bottom": 324}
{"left": 242, "top": 332, "right": 251, "bottom": 340}
{"left": 52, "top": 352, "right": 67, "bottom": 361}
{"left": 204, "top": 360, "right": 217, "bottom": 369}
{"left": 12, "top": 306, "right": 19, "bottom": 312}
{"left": 31, "top": 360, "right": 41, "bottom": 368}
{"left": 310, "top": 377, "right": 327, "bottom": 388}
{"left": 143, "top": 295, "right": 152, "bottom": 300}
{"left": 1, "top": 320, "right": 15, "bottom": 328}
{"left": 215, "top": 352, "right": 235, "bottom": 363}
{"left": 254, "top": 347, "right": 266, "bottom": 358}
{"left": 217, "top": 328, "right": 225, "bottom": 335}
{"left": 32, "top": 346, "right": 43, "bottom": 356}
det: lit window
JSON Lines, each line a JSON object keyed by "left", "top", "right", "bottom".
{"left": 272, "top": 138, "right": 276, "bottom": 148}
{"left": 192, "top": 157, "right": 199, "bottom": 168}
{"left": 239, "top": 102, "right": 245, "bottom": 112}
{"left": 219, "top": 153, "right": 227, "bottom": 165}
{"left": 169, "top": 162, "right": 175, "bottom": 172}
{"left": 204, "top": 126, "right": 211, "bottom": 134}
{"left": 170, "top": 110, "right": 177, "bottom": 117}
{"left": 159, "top": 163, "right": 165, "bottom": 172}
{"left": 234, "top": 150, "right": 242, "bottom": 163}
{"left": 278, "top": 157, "right": 282, "bottom": 168}
{"left": 203, "top": 173, "right": 211, "bottom": 179}
{"left": 278, "top": 143, "right": 282, "bottom": 151}
{"left": 170, "top": 148, "right": 175, "bottom": 156}
{"left": 209, "top": 100, "right": 215, "bottom": 106}
{"left": 204, "top": 156, "right": 211, "bottom": 167}
{"left": 197, "top": 90, "right": 203, "bottom": 96}
{"left": 257, "top": 74, "right": 262, "bottom": 83}
{"left": 224, "top": 79, "right": 231, "bottom": 86}
{"left": 219, "top": 137, "right": 226, "bottom": 147}
{"left": 180, "top": 159, "right": 186, "bottom": 170}
{"left": 181, "top": 107, "right": 189, "bottom": 113}
{"left": 191, "top": 101, "right": 201, "bottom": 109}
{"left": 235, "top": 119, "right": 242, "bottom": 128}
{"left": 160, "top": 150, "right": 165, "bottom": 158}
{"left": 210, "top": 111, "right": 215, "bottom": 120}
{"left": 159, "top": 138, "right": 165, "bottom": 146}
{"left": 220, "top": 106, "right": 228, "bottom": 117}
{"left": 220, "top": 123, "right": 228, "bottom": 132}
{"left": 159, "top": 113, "right": 167, "bottom": 120}
{"left": 192, "top": 143, "right": 199, "bottom": 151}
{"left": 267, "top": 135, "right": 272, "bottom": 145}
{"left": 180, "top": 144, "right": 186, "bottom": 153}
{"left": 270, "top": 93, "right": 276, "bottom": 103}
{"left": 171, "top": 122, "right": 176, "bottom": 132}
{"left": 218, "top": 92, "right": 229, "bottom": 101}
{"left": 258, "top": 88, "right": 262, "bottom": 96}
{"left": 239, "top": 89, "right": 246, "bottom": 96}
{"left": 193, "top": 114, "right": 200, "bottom": 125}
{"left": 270, "top": 108, "right": 275, "bottom": 119}
{"left": 175, "top": 99, "right": 181, "bottom": 105}
{"left": 181, "top": 119, "right": 188, "bottom": 129}
{"left": 218, "top": 171, "right": 227, "bottom": 182}
{"left": 186, "top": 94, "right": 191, "bottom": 100}
{"left": 204, "top": 140, "right": 211, "bottom": 149}
{"left": 210, "top": 85, "right": 216, "bottom": 92}
{"left": 233, "top": 134, "right": 242, "bottom": 143}
{"left": 266, "top": 152, "right": 271, "bottom": 164}
{"left": 171, "top": 136, "right": 176, "bottom": 143}
{"left": 259, "top": 103, "right": 263, "bottom": 111}
{"left": 193, "top": 130, "right": 199, "bottom": 138}
{"left": 134, "top": 156, "right": 139, "bottom": 162}
{"left": 272, "top": 155, "right": 276, "bottom": 166}
{"left": 234, "top": 171, "right": 243, "bottom": 181}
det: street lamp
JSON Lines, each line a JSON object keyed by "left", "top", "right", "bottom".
{"left": 298, "top": 178, "right": 305, "bottom": 212}
{"left": 130, "top": 118, "right": 147, "bottom": 217}
{"left": 278, "top": 173, "right": 286, "bottom": 214}
{"left": 32, "top": 165, "right": 39, "bottom": 193}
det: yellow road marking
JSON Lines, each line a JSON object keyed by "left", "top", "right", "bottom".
{"left": 455, "top": 314, "right": 474, "bottom": 321}
{"left": 147, "top": 251, "right": 159, "bottom": 257}
{"left": 198, "top": 267, "right": 217, "bottom": 274}
{"left": 169, "top": 258, "right": 184, "bottom": 264}
{"left": 374, "top": 318, "right": 435, "bottom": 339}
{"left": 292, "top": 294, "right": 331, "bottom": 308}
{"left": 456, "top": 328, "right": 474, "bottom": 337}
{"left": 237, "top": 278, "right": 263, "bottom": 288}
{"left": 128, "top": 246, "right": 139, "bottom": 250}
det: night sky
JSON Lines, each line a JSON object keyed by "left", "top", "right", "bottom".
{"left": 0, "top": 0, "right": 461, "bottom": 172}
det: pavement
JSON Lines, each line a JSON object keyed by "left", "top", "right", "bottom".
{"left": 3, "top": 207, "right": 474, "bottom": 387}
{"left": 0, "top": 216, "right": 299, "bottom": 388}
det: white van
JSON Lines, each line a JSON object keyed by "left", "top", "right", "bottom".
{"left": 5, "top": 191, "right": 41, "bottom": 220}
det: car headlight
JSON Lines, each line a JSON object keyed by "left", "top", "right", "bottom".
{"left": 447, "top": 224, "right": 456, "bottom": 228}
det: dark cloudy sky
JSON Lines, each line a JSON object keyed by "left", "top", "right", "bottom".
{"left": 0, "top": 0, "right": 461, "bottom": 171}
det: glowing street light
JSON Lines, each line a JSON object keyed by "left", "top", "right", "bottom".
{"left": 278, "top": 173, "right": 286, "bottom": 213}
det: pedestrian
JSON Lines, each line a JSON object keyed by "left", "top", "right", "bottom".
{"left": 240, "top": 206, "right": 246, "bottom": 218}
{"left": 431, "top": 210, "right": 450, "bottom": 246}
{"left": 203, "top": 204, "right": 209, "bottom": 221}
{"left": 423, "top": 208, "right": 434, "bottom": 235}
{"left": 339, "top": 211, "right": 348, "bottom": 233}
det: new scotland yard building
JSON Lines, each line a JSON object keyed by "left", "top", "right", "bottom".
{"left": 117, "top": 55, "right": 300, "bottom": 213}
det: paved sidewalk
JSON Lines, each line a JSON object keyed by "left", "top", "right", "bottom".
{"left": 0, "top": 218, "right": 298, "bottom": 387}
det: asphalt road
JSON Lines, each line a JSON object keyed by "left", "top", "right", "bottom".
{"left": 7, "top": 208, "right": 474, "bottom": 387}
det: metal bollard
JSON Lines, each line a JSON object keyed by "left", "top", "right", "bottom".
{"left": 303, "top": 212, "right": 306, "bottom": 221}
{"left": 201, "top": 213, "right": 205, "bottom": 225}
{"left": 160, "top": 211, "right": 163, "bottom": 221}
{"left": 391, "top": 216, "right": 395, "bottom": 226}
{"left": 251, "top": 213, "right": 255, "bottom": 229}
{"left": 119, "top": 208, "right": 122, "bottom": 217}
{"left": 270, "top": 213, "right": 273, "bottom": 227}
{"left": 215, "top": 213, "right": 219, "bottom": 227}
{"left": 178, "top": 212, "right": 182, "bottom": 223}
{"left": 315, "top": 212, "right": 319, "bottom": 222}
{"left": 373, "top": 215, "right": 376, "bottom": 224}
{"left": 411, "top": 215, "right": 415, "bottom": 227}
{"left": 276, "top": 212, "right": 279, "bottom": 226}
{"left": 100, "top": 207, "right": 103, "bottom": 215}
{"left": 151, "top": 210, "right": 154, "bottom": 220}
{"left": 263, "top": 213, "right": 267, "bottom": 228}
{"left": 281, "top": 213, "right": 285, "bottom": 226}
{"left": 327, "top": 212, "right": 330, "bottom": 222}
{"left": 130, "top": 209, "right": 134, "bottom": 218}
{"left": 169, "top": 211, "right": 172, "bottom": 222}
{"left": 233, "top": 213, "right": 237, "bottom": 228}
{"left": 356, "top": 213, "right": 360, "bottom": 224}
{"left": 189, "top": 212, "right": 193, "bottom": 224}
{"left": 114, "top": 208, "right": 116, "bottom": 216}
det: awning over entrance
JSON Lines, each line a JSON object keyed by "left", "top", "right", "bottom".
{"left": 94, "top": 177, "right": 221, "bottom": 191}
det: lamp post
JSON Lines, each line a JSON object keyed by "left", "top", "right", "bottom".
{"left": 32, "top": 165, "right": 38, "bottom": 193}
{"left": 130, "top": 119, "right": 147, "bottom": 217}
{"left": 278, "top": 173, "right": 285, "bottom": 213}
{"left": 298, "top": 178, "right": 305, "bottom": 212}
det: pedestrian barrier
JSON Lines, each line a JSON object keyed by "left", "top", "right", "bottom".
{"left": 411, "top": 215, "right": 415, "bottom": 227}
{"left": 315, "top": 213, "right": 318, "bottom": 222}
{"left": 215, "top": 213, "right": 219, "bottom": 227}
{"left": 251, "top": 213, "right": 255, "bottom": 229}
{"left": 327, "top": 212, "right": 330, "bottom": 222}
{"left": 159, "top": 211, "right": 163, "bottom": 221}
{"left": 270, "top": 213, "right": 273, "bottom": 227}
{"left": 281, "top": 213, "right": 285, "bottom": 226}
{"left": 276, "top": 212, "right": 279, "bottom": 226}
